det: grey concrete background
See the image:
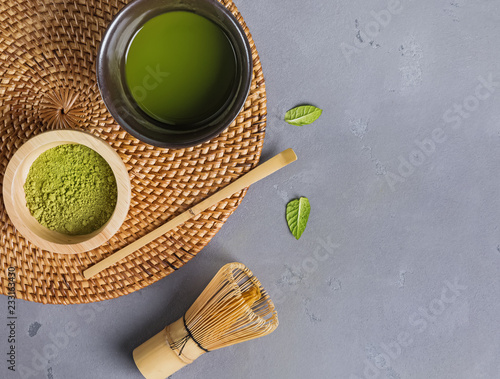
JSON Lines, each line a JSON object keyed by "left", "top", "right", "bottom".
{"left": 2, "top": 0, "right": 500, "bottom": 378}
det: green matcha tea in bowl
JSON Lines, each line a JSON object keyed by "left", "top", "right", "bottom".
{"left": 2, "top": 130, "right": 131, "bottom": 254}
{"left": 97, "top": 0, "right": 253, "bottom": 148}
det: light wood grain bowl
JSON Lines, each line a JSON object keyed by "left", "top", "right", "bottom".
{"left": 2, "top": 130, "right": 131, "bottom": 254}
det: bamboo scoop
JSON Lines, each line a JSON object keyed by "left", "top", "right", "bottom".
{"left": 83, "top": 149, "right": 297, "bottom": 279}
{"left": 133, "top": 262, "right": 279, "bottom": 379}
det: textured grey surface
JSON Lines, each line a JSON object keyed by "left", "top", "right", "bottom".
{"left": 2, "top": 0, "right": 500, "bottom": 378}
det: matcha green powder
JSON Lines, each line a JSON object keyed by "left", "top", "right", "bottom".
{"left": 24, "top": 144, "right": 118, "bottom": 235}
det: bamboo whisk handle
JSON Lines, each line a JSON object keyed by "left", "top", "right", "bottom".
{"left": 133, "top": 318, "right": 207, "bottom": 379}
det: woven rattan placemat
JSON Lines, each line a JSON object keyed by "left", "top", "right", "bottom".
{"left": 0, "top": 0, "right": 266, "bottom": 304}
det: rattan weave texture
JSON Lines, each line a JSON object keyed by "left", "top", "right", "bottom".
{"left": 0, "top": 0, "right": 266, "bottom": 304}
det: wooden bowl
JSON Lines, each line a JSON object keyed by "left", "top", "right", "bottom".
{"left": 3, "top": 130, "right": 131, "bottom": 254}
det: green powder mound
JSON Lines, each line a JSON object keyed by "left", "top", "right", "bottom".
{"left": 24, "top": 144, "right": 118, "bottom": 236}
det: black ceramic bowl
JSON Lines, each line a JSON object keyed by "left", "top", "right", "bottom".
{"left": 97, "top": 0, "right": 253, "bottom": 148}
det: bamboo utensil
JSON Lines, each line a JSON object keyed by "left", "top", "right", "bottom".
{"left": 83, "top": 148, "right": 297, "bottom": 279}
{"left": 133, "top": 262, "right": 279, "bottom": 379}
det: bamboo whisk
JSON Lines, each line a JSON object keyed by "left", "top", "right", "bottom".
{"left": 133, "top": 263, "right": 279, "bottom": 379}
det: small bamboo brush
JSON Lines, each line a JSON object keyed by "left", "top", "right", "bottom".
{"left": 133, "top": 263, "right": 279, "bottom": 379}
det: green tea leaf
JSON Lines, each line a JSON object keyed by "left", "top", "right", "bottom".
{"left": 286, "top": 197, "right": 311, "bottom": 240}
{"left": 284, "top": 105, "right": 323, "bottom": 126}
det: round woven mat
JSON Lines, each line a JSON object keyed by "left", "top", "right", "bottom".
{"left": 0, "top": 0, "right": 266, "bottom": 304}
